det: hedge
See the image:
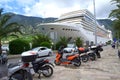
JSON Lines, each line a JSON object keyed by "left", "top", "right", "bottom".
{"left": 9, "top": 38, "right": 30, "bottom": 55}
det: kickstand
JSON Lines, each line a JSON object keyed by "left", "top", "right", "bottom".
{"left": 38, "top": 73, "right": 41, "bottom": 80}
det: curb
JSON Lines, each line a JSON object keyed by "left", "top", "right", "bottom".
{"left": 8, "top": 51, "right": 57, "bottom": 59}
{"left": 8, "top": 55, "right": 21, "bottom": 59}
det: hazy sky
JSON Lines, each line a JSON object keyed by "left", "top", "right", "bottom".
{"left": 0, "top": 0, "right": 116, "bottom": 19}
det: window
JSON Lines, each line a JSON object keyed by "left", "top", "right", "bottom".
{"left": 40, "top": 47, "right": 46, "bottom": 50}
{"left": 50, "top": 28, "right": 54, "bottom": 30}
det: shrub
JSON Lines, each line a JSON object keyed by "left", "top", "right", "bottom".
{"left": 32, "top": 34, "right": 51, "bottom": 48}
{"left": 9, "top": 38, "right": 30, "bottom": 55}
{"left": 75, "top": 37, "right": 83, "bottom": 47}
{"left": 40, "top": 42, "right": 51, "bottom": 48}
{"left": 55, "top": 42, "right": 61, "bottom": 50}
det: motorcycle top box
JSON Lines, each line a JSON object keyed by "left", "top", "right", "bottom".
{"left": 90, "top": 46, "right": 97, "bottom": 50}
{"left": 21, "top": 51, "right": 37, "bottom": 62}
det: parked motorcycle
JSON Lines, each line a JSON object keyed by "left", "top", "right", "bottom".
{"left": 54, "top": 50, "right": 81, "bottom": 67}
{"left": 21, "top": 51, "right": 54, "bottom": 79}
{"left": 88, "top": 45, "right": 103, "bottom": 61}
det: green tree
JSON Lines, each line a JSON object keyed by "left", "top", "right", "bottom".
{"left": 32, "top": 33, "right": 51, "bottom": 48}
{"left": 109, "top": 0, "right": 120, "bottom": 38}
{"left": 75, "top": 37, "right": 83, "bottom": 47}
{"left": 56, "top": 37, "right": 68, "bottom": 49}
{"left": 40, "top": 42, "right": 51, "bottom": 48}
{"left": 0, "top": 8, "right": 22, "bottom": 54}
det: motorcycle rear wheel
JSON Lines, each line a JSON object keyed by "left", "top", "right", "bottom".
{"left": 88, "top": 53, "right": 96, "bottom": 61}
{"left": 9, "top": 70, "right": 33, "bottom": 80}
{"left": 81, "top": 55, "right": 89, "bottom": 62}
{"left": 42, "top": 65, "right": 53, "bottom": 77}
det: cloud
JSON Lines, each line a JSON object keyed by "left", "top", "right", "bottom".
{"left": 23, "top": 0, "right": 92, "bottom": 18}
{"left": 0, "top": 0, "right": 117, "bottom": 19}
{"left": 23, "top": 0, "right": 116, "bottom": 19}
{"left": 16, "top": 0, "right": 38, "bottom": 7}
{"left": 93, "top": 0, "right": 116, "bottom": 19}
{"left": 23, "top": 2, "right": 81, "bottom": 18}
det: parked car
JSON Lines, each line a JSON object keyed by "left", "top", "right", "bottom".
{"left": 63, "top": 44, "right": 78, "bottom": 53}
{"left": 31, "top": 47, "right": 53, "bottom": 57}
{"left": 1, "top": 45, "right": 9, "bottom": 51}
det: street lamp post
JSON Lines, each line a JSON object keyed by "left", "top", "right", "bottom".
{"left": 93, "top": 0, "right": 97, "bottom": 45}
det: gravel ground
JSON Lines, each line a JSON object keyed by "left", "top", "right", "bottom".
{"left": 33, "top": 45, "right": 120, "bottom": 80}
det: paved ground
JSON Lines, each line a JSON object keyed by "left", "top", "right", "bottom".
{"left": 0, "top": 64, "right": 8, "bottom": 80}
{"left": 1, "top": 45, "right": 120, "bottom": 80}
{"left": 33, "top": 46, "right": 120, "bottom": 80}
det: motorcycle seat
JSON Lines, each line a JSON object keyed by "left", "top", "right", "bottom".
{"left": 66, "top": 54, "right": 76, "bottom": 58}
{"left": 8, "top": 63, "right": 19, "bottom": 68}
{"left": 32, "top": 58, "right": 44, "bottom": 64}
{"left": 60, "top": 58, "right": 69, "bottom": 62}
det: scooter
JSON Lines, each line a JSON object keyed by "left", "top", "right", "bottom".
{"left": 21, "top": 51, "right": 54, "bottom": 79}
{"left": 0, "top": 51, "right": 33, "bottom": 80}
{"left": 54, "top": 51, "right": 81, "bottom": 67}
{"left": 31, "top": 58, "right": 54, "bottom": 79}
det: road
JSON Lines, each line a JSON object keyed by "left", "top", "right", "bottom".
{"left": 8, "top": 46, "right": 120, "bottom": 80}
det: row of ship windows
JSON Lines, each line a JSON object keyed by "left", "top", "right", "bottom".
{"left": 42, "top": 28, "right": 54, "bottom": 30}
{"left": 62, "top": 28, "right": 79, "bottom": 31}
{"left": 41, "top": 27, "right": 79, "bottom": 32}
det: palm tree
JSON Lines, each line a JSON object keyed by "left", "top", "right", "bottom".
{"left": 55, "top": 36, "right": 68, "bottom": 50}
{"left": 75, "top": 37, "right": 83, "bottom": 47}
{"left": 109, "top": 0, "right": 120, "bottom": 38}
{"left": 109, "top": 0, "right": 120, "bottom": 18}
{"left": 0, "top": 8, "right": 22, "bottom": 54}
{"left": 109, "top": 6, "right": 120, "bottom": 19}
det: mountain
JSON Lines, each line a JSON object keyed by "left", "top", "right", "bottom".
{"left": 5, "top": 13, "right": 114, "bottom": 35}
{"left": 6, "top": 13, "right": 57, "bottom": 34}
{"left": 97, "top": 19, "right": 114, "bottom": 32}
{"left": 8, "top": 13, "right": 57, "bottom": 27}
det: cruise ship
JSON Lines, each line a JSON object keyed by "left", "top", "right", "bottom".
{"left": 38, "top": 9, "right": 112, "bottom": 45}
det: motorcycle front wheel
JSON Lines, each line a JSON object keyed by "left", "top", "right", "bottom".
{"left": 54, "top": 60, "right": 61, "bottom": 65}
{"left": 42, "top": 65, "right": 53, "bottom": 77}
{"left": 73, "top": 57, "right": 81, "bottom": 67}
{"left": 9, "top": 70, "right": 33, "bottom": 80}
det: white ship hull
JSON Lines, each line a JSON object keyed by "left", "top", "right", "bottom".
{"left": 39, "top": 22, "right": 110, "bottom": 44}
